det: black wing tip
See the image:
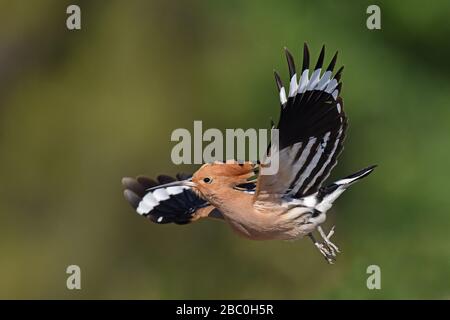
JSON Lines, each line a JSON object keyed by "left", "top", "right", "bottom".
{"left": 136, "top": 176, "right": 158, "bottom": 189}
{"left": 314, "top": 45, "right": 325, "bottom": 70}
{"left": 302, "top": 42, "right": 310, "bottom": 71}
{"left": 176, "top": 172, "right": 192, "bottom": 181}
{"left": 284, "top": 47, "right": 296, "bottom": 77}
{"left": 157, "top": 174, "right": 176, "bottom": 184}
{"left": 121, "top": 177, "right": 145, "bottom": 196}
{"left": 334, "top": 66, "right": 344, "bottom": 80}
{"left": 326, "top": 51, "right": 339, "bottom": 71}
{"left": 123, "top": 189, "right": 141, "bottom": 209}
{"left": 335, "top": 82, "right": 342, "bottom": 94}
{"left": 121, "top": 176, "right": 134, "bottom": 187}
{"left": 273, "top": 70, "right": 283, "bottom": 90}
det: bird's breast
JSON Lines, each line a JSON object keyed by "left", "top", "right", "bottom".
{"left": 222, "top": 205, "right": 319, "bottom": 241}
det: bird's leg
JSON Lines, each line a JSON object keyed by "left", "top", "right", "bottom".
{"left": 318, "top": 225, "right": 340, "bottom": 254}
{"left": 308, "top": 233, "right": 335, "bottom": 264}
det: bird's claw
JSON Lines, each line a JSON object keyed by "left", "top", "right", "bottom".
{"left": 318, "top": 225, "right": 340, "bottom": 255}
{"left": 314, "top": 242, "right": 336, "bottom": 264}
{"left": 309, "top": 227, "right": 340, "bottom": 264}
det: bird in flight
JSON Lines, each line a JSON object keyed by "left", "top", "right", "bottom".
{"left": 122, "top": 43, "right": 376, "bottom": 263}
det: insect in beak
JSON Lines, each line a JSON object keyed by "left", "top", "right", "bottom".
{"left": 146, "top": 179, "right": 196, "bottom": 191}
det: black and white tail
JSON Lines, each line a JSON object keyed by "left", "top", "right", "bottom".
{"left": 313, "top": 165, "right": 377, "bottom": 212}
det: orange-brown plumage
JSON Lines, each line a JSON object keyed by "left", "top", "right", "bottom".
{"left": 122, "top": 44, "right": 376, "bottom": 263}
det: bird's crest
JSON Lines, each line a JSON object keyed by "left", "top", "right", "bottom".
{"left": 197, "top": 160, "right": 257, "bottom": 178}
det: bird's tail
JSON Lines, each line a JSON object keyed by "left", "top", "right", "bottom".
{"left": 315, "top": 165, "right": 377, "bottom": 212}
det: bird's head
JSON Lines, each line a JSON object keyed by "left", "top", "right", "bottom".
{"left": 190, "top": 161, "right": 257, "bottom": 199}
{"left": 146, "top": 161, "right": 257, "bottom": 202}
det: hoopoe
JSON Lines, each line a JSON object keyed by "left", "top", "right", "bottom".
{"left": 122, "top": 44, "right": 376, "bottom": 263}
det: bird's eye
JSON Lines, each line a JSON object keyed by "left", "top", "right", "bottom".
{"left": 203, "top": 177, "right": 212, "bottom": 184}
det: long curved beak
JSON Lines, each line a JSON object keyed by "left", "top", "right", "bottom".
{"left": 146, "top": 179, "right": 196, "bottom": 191}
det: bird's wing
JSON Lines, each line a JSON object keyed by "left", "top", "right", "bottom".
{"left": 122, "top": 173, "right": 223, "bottom": 224}
{"left": 255, "top": 44, "right": 347, "bottom": 203}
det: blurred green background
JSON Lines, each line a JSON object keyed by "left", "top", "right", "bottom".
{"left": 1, "top": 0, "right": 449, "bottom": 299}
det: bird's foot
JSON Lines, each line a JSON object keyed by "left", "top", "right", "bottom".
{"left": 309, "top": 233, "right": 336, "bottom": 264}
{"left": 315, "top": 241, "right": 336, "bottom": 264}
{"left": 318, "top": 226, "right": 340, "bottom": 256}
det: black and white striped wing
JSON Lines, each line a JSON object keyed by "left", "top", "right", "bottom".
{"left": 257, "top": 44, "right": 347, "bottom": 200}
{"left": 122, "top": 173, "right": 223, "bottom": 225}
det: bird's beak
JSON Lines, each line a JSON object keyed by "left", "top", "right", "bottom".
{"left": 146, "top": 179, "right": 196, "bottom": 191}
